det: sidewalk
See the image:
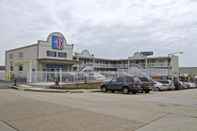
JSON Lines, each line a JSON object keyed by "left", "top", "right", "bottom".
{"left": 11, "top": 84, "right": 100, "bottom": 93}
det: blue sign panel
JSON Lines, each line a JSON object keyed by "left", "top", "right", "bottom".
{"left": 51, "top": 35, "right": 64, "bottom": 50}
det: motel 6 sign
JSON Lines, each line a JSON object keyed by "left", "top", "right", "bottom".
{"left": 50, "top": 32, "right": 66, "bottom": 50}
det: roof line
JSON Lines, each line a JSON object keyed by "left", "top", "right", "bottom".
{"left": 6, "top": 43, "right": 38, "bottom": 52}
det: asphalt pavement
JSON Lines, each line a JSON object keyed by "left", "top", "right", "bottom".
{"left": 0, "top": 88, "right": 197, "bottom": 131}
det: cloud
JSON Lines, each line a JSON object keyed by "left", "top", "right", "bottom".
{"left": 0, "top": 0, "right": 197, "bottom": 66}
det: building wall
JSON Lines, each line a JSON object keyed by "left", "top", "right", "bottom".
{"left": 5, "top": 44, "right": 38, "bottom": 80}
{"left": 76, "top": 54, "right": 178, "bottom": 78}
{"left": 5, "top": 32, "right": 180, "bottom": 82}
{"left": 170, "top": 55, "right": 179, "bottom": 77}
{"left": 5, "top": 32, "right": 75, "bottom": 81}
{"left": 0, "top": 66, "right": 5, "bottom": 71}
{"left": 179, "top": 67, "right": 197, "bottom": 76}
{"left": 74, "top": 56, "right": 129, "bottom": 72}
{"left": 38, "top": 41, "right": 73, "bottom": 60}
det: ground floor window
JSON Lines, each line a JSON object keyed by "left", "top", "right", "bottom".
{"left": 10, "top": 65, "right": 13, "bottom": 71}
{"left": 18, "top": 65, "right": 23, "bottom": 71}
{"left": 46, "top": 64, "right": 65, "bottom": 71}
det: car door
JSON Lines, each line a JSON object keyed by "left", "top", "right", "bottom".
{"left": 108, "top": 78, "right": 116, "bottom": 90}
{"left": 108, "top": 77, "right": 124, "bottom": 90}
{"left": 114, "top": 77, "right": 125, "bottom": 90}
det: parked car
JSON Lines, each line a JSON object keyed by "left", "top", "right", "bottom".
{"left": 178, "top": 81, "right": 188, "bottom": 89}
{"left": 152, "top": 80, "right": 174, "bottom": 91}
{"left": 100, "top": 76, "right": 151, "bottom": 94}
{"left": 138, "top": 77, "right": 154, "bottom": 91}
{"left": 183, "top": 82, "right": 196, "bottom": 88}
{"left": 157, "top": 80, "right": 175, "bottom": 90}
{"left": 153, "top": 81, "right": 169, "bottom": 91}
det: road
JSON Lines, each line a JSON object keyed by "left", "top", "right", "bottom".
{"left": 0, "top": 80, "right": 12, "bottom": 89}
{"left": 0, "top": 87, "right": 197, "bottom": 131}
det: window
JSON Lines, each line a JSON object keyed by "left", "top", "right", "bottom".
{"left": 116, "top": 77, "right": 125, "bottom": 83}
{"left": 18, "top": 65, "right": 23, "bottom": 71}
{"left": 150, "top": 59, "right": 156, "bottom": 63}
{"left": 139, "top": 77, "right": 149, "bottom": 82}
{"left": 10, "top": 66, "right": 13, "bottom": 71}
{"left": 9, "top": 54, "right": 13, "bottom": 59}
{"left": 58, "top": 52, "right": 67, "bottom": 58}
{"left": 46, "top": 50, "right": 56, "bottom": 57}
{"left": 125, "top": 76, "right": 134, "bottom": 83}
{"left": 10, "top": 61, "right": 13, "bottom": 71}
{"left": 18, "top": 52, "right": 23, "bottom": 58}
{"left": 158, "top": 80, "right": 169, "bottom": 84}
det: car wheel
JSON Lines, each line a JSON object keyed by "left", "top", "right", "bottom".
{"left": 131, "top": 89, "right": 137, "bottom": 94}
{"left": 144, "top": 87, "right": 150, "bottom": 93}
{"left": 111, "top": 90, "right": 115, "bottom": 93}
{"left": 101, "top": 86, "right": 107, "bottom": 92}
{"left": 156, "top": 87, "right": 160, "bottom": 91}
{"left": 144, "top": 89, "right": 150, "bottom": 93}
{"left": 122, "top": 87, "right": 129, "bottom": 94}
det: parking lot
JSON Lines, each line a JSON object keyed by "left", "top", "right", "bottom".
{"left": 0, "top": 88, "right": 197, "bottom": 131}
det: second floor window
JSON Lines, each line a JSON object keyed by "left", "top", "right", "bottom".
{"left": 19, "top": 52, "right": 23, "bottom": 58}
{"left": 9, "top": 54, "right": 13, "bottom": 59}
{"left": 10, "top": 66, "right": 13, "bottom": 71}
{"left": 46, "top": 51, "right": 56, "bottom": 57}
{"left": 58, "top": 52, "right": 67, "bottom": 58}
{"left": 19, "top": 65, "right": 23, "bottom": 71}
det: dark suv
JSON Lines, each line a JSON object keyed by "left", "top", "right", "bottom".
{"left": 138, "top": 77, "right": 154, "bottom": 91}
{"left": 100, "top": 76, "right": 150, "bottom": 94}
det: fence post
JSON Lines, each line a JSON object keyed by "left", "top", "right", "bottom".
{"left": 14, "top": 78, "right": 17, "bottom": 86}
{"left": 45, "top": 71, "right": 47, "bottom": 82}
{"left": 29, "top": 61, "right": 32, "bottom": 83}
{"left": 59, "top": 69, "right": 62, "bottom": 84}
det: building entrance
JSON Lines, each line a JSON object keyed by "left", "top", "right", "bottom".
{"left": 45, "top": 64, "right": 65, "bottom": 82}
{"left": 46, "top": 64, "right": 65, "bottom": 72}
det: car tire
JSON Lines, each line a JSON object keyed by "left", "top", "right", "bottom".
{"left": 101, "top": 86, "right": 107, "bottom": 92}
{"left": 144, "top": 89, "right": 150, "bottom": 93}
{"left": 122, "top": 87, "right": 129, "bottom": 94}
{"left": 111, "top": 90, "right": 115, "bottom": 93}
{"left": 131, "top": 90, "right": 137, "bottom": 94}
{"left": 156, "top": 87, "right": 160, "bottom": 91}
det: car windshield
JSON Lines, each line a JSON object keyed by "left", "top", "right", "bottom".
{"left": 139, "top": 77, "right": 150, "bottom": 82}
{"left": 158, "top": 80, "right": 169, "bottom": 84}
{"left": 116, "top": 77, "right": 125, "bottom": 82}
{"left": 125, "top": 76, "right": 134, "bottom": 82}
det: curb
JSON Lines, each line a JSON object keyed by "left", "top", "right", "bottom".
{"left": 10, "top": 86, "right": 99, "bottom": 94}
{"left": 10, "top": 86, "right": 23, "bottom": 90}
{"left": 10, "top": 86, "right": 90, "bottom": 94}
{"left": 69, "top": 90, "right": 85, "bottom": 93}
{"left": 24, "top": 88, "right": 69, "bottom": 93}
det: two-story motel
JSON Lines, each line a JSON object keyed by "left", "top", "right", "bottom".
{"left": 5, "top": 32, "right": 179, "bottom": 81}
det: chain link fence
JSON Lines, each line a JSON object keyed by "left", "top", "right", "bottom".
{"left": 6, "top": 64, "right": 169, "bottom": 84}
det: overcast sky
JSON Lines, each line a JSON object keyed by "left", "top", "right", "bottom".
{"left": 0, "top": 0, "right": 197, "bottom": 66}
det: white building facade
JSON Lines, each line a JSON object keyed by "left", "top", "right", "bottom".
{"left": 74, "top": 50, "right": 179, "bottom": 79}
{"left": 5, "top": 32, "right": 76, "bottom": 82}
{"left": 5, "top": 32, "right": 179, "bottom": 82}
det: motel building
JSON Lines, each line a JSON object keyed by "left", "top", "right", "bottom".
{"left": 5, "top": 32, "right": 179, "bottom": 82}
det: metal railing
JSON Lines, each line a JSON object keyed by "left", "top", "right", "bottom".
{"left": 0, "top": 71, "right": 5, "bottom": 80}
{"left": 30, "top": 71, "right": 106, "bottom": 84}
